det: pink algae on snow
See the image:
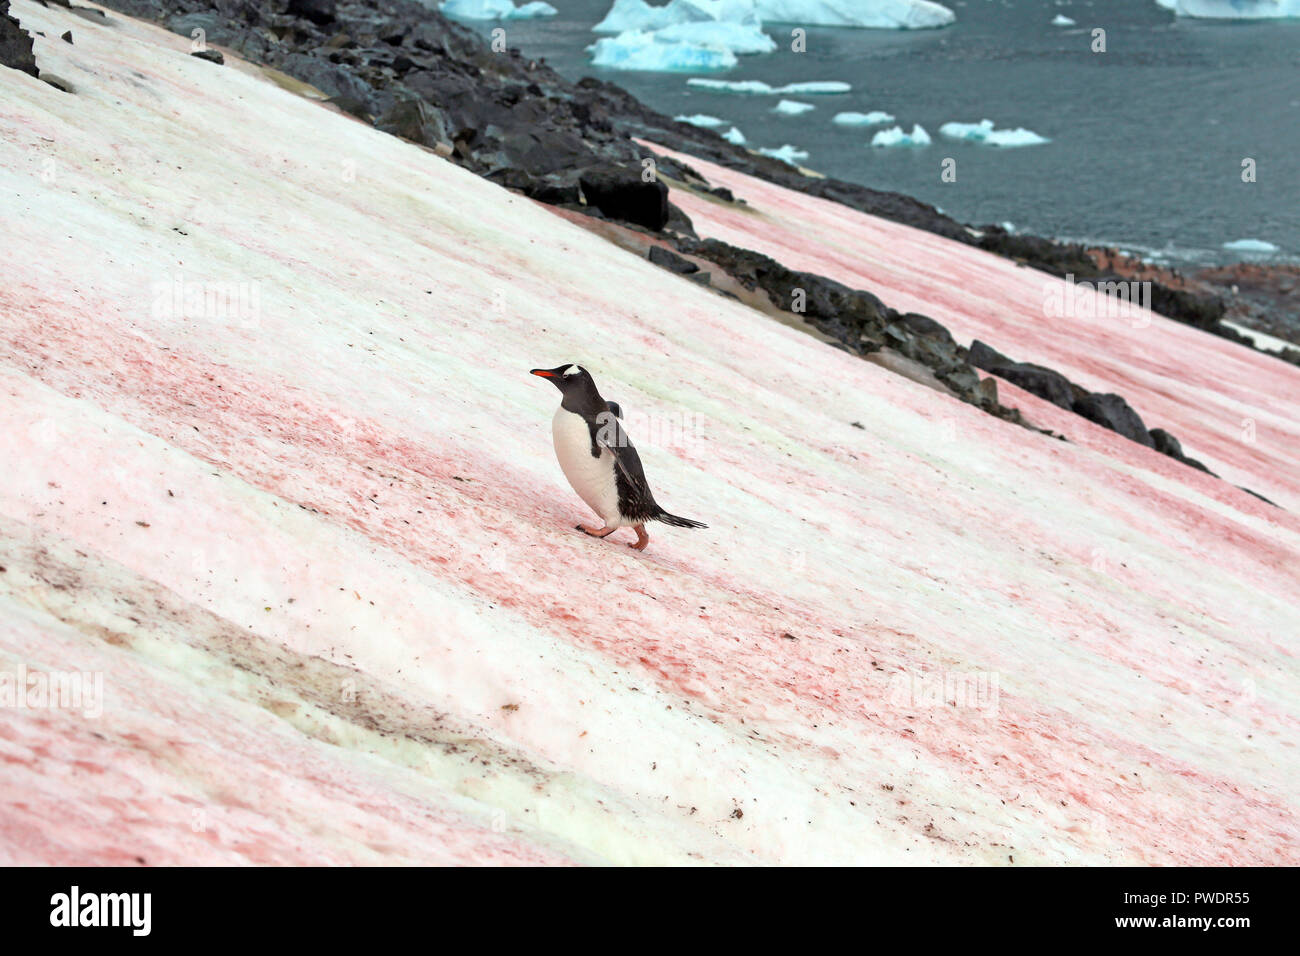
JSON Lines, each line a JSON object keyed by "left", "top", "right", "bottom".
{"left": 0, "top": 2, "right": 1296, "bottom": 865}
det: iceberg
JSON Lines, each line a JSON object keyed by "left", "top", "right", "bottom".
{"left": 757, "top": 144, "right": 811, "bottom": 165}
{"left": 440, "top": 0, "right": 557, "bottom": 19}
{"left": 870, "top": 124, "right": 931, "bottom": 147}
{"left": 674, "top": 113, "right": 729, "bottom": 127}
{"left": 1163, "top": 1, "right": 1300, "bottom": 19}
{"left": 588, "top": 30, "right": 739, "bottom": 71}
{"left": 1223, "top": 238, "right": 1280, "bottom": 253}
{"left": 592, "top": 0, "right": 777, "bottom": 55}
{"left": 594, "top": 0, "right": 762, "bottom": 32}
{"left": 655, "top": 20, "right": 778, "bottom": 54}
{"left": 1051, "top": 14, "right": 1076, "bottom": 26}
{"left": 833, "top": 110, "right": 895, "bottom": 126}
{"left": 939, "top": 119, "right": 1050, "bottom": 147}
{"left": 752, "top": 0, "right": 956, "bottom": 29}
{"left": 773, "top": 99, "right": 815, "bottom": 115}
{"left": 722, "top": 125, "right": 747, "bottom": 144}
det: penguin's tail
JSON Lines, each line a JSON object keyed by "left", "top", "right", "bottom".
{"left": 654, "top": 509, "right": 708, "bottom": 529}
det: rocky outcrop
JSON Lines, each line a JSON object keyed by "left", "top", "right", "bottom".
{"left": 675, "top": 238, "right": 1020, "bottom": 422}
{"left": 1, "top": 0, "right": 39, "bottom": 78}
{"left": 968, "top": 339, "right": 1221, "bottom": 473}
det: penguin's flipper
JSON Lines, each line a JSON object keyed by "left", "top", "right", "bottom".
{"left": 606, "top": 401, "right": 623, "bottom": 419}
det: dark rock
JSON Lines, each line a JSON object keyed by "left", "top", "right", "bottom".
{"left": 61, "top": 30, "right": 72, "bottom": 42}
{"left": 287, "top": 0, "right": 336, "bottom": 26}
{"left": 1, "top": 0, "right": 40, "bottom": 78}
{"left": 1149, "top": 427, "right": 1184, "bottom": 459}
{"left": 375, "top": 96, "right": 452, "bottom": 150}
{"left": 1150, "top": 428, "right": 1212, "bottom": 474}
{"left": 1073, "top": 393, "right": 1154, "bottom": 447}
{"left": 579, "top": 164, "right": 669, "bottom": 232}
{"left": 993, "top": 363, "right": 1077, "bottom": 411}
{"left": 968, "top": 340, "right": 1013, "bottom": 371}
{"left": 191, "top": 48, "right": 224, "bottom": 64}
{"left": 896, "top": 312, "right": 955, "bottom": 344}
{"left": 648, "top": 245, "right": 699, "bottom": 275}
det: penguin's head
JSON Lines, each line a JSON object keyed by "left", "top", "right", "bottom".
{"left": 530, "top": 364, "right": 591, "bottom": 393}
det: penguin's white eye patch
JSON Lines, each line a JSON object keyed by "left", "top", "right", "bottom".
{"left": 563, "top": 365, "right": 582, "bottom": 377}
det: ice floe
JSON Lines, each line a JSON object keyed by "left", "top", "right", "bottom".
{"left": 1222, "top": 238, "right": 1281, "bottom": 253}
{"left": 752, "top": 0, "right": 955, "bottom": 28}
{"left": 440, "top": 0, "right": 557, "bottom": 19}
{"left": 588, "top": 30, "right": 739, "bottom": 71}
{"left": 1160, "top": 0, "right": 1300, "bottom": 18}
{"left": 939, "top": 119, "right": 1051, "bottom": 147}
{"left": 722, "top": 125, "right": 747, "bottom": 143}
{"left": 686, "top": 78, "right": 850, "bottom": 94}
{"left": 1051, "top": 14, "right": 1076, "bottom": 26}
{"left": 674, "top": 113, "right": 729, "bottom": 127}
{"left": 833, "top": 110, "right": 896, "bottom": 126}
{"left": 757, "top": 144, "right": 810, "bottom": 164}
{"left": 870, "top": 124, "right": 931, "bottom": 147}
{"left": 773, "top": 99, "right": 815, "bottom": 115}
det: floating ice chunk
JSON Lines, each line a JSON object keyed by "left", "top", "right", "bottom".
{"left": 757, "top": 144, "right": 810, "bottom": 165}
{"left": 1051, "top": 14, "right": 1076, "bottom": 26}
{"left": 674, "top": 113, "right": 729, "bottom": 127}
{"left": 939, "top": 119, "right": 1050, "bottom": 147}
{"left": 686, "top": 78, "right": 850, "bottom": 95}
{"left": 594, "top": 0, "right": 762, "bottom": 32}
{"left": 722, "top": 125, "right": 747, "bottom": 144}
{"left": 1001, "top": 221, "right": 1016, "bottom": 232}
{"left": 773, "top": 99, "right": 815, "bottom": 115}
{"left": 441, "top": 0, "right": 557, "bottom": 19}
{"left": 1166, "top": 1, "right": 1300, "bottom": 19}
{"left": 588, "top": 30, "right": 739, "bottom": 71}
{"left": 687, "top": 78, "right": 777, "bottom": 93}
{"left": 870, "top": 124, "right": 931, "bottom": 147}
{"left": 655, "top": 20, "right": 778, "bottom": 54}
{"left": 833, "top": 110, "right": 895, "bottom": 126}
{"left": 592, "top": 0, "right": 776, "bottom": 54}
{"left": 753, "top": 0, "right": 955, "bottom": 29}
{"left": 778, "top": 81, "right": 851, "bottom": 94}
{"left": 1223, "top": 239, "right": 1280, "bottom": 253}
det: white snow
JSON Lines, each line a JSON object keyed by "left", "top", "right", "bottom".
{"left": 753, "top": 0, "right": 955, "bottom": 29}
{"left": 722, "top": 125, "right": 747, "bottom": 143}
{"left": 870, "top": 123, "right": 932, "bottom": 147}
{"left": 773, "top": 99, "right": 815, "bottom": 115}
{"left": 939, "top": 119, "right": 1051, "bottom": 147}
{"left": 833, "top": 110, "right": 896, "bottom": 126}
{"left": 6, "top": 0, "right": 1300, "bottom": 869}
{"left": 1222, "top": 238, "right": 1281, "bottom": 253}
{"left": 440, "top": 0, "right": 557, "bottom": 19}
{"left": 674, "top": 113, "right": 728, "bottom": 127}
{"left": 1163, "top": 0, "right": 1300, "bottom": 18}
{"left": 1052, "top": 14, "right": 1076, "bottom": 26}
{"left": 757, "top": 144, "right": 811, "bottom": 164}
{"left": 588, "top": 30, "right": 739, "bottom": 71}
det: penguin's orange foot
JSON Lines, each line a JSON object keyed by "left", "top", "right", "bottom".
{"left": 576, "top": 523, "right": 616, "bottom": 539}
{"left": 629, "top": 524, "right": 649, "bottom": 551}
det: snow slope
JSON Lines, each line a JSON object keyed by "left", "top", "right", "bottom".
{"left": 2, "top": 2, "right": 1298, "bottom": 865}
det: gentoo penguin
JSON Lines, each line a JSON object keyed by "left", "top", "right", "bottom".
{"left": 530, "top": 364, "right": 707, "bottom": 551}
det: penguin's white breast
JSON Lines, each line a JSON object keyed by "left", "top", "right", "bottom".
{"left": 552, "top": 406, "right": 622, "bottom": 525}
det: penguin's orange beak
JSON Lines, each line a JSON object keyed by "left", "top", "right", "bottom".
{"left": 529, "top": 368, "right": 557, "bottom": 378}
